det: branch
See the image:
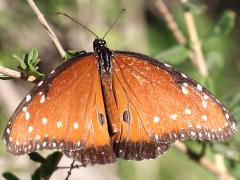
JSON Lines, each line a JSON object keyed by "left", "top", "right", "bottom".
{"left": 181, "top": 0, "right": 208, "bottom": 77}
{"left": 26, "top": 0, "right": 66, "bottom": 58}
{"left": 154, "top": 0, "right": 186, "bottom": 45}
{"left": 0, "top": 66, "right": 36, "bottom": 82}
{"left": 174, "top": 142, "right": 234, "bottom": 179}
{"left": 154, "top": 0, "right": 197, "bottom": 65}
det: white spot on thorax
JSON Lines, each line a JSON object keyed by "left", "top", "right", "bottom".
{"left": 74, "top": 122, "right": 79, "bottom": 129}
{"left": 26, "top": 95, "right": 31, "bottom": 102}
{"left": 153, "top": 116, "right": 160, "bottom": 123}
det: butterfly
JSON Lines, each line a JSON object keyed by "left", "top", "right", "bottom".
{"left": 2, "top": 36, "right": 237, "bottom": 166}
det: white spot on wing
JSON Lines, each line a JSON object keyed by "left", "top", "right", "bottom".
{"left": 170, "top": 114, "right": 177, "bottom": 120}
{"left": 28, "top": 126, "right": 33, "bottom": 133}
{"left": 197, "top": 84, "right": 203, "bottom": 91}
{"left": 36, "top": 135, "right": 40, "bottom": 140}
{"left": 184, "top": 108, "right": 192, "bottom": 115}
{"left": 26, "top": 95, "right": 31, "bottom": 102}
{"left": 38, "top": 81, "right": 43, "bottom": 87}
{"left": 181, "top": 86, "right": 189, "bottom": 95}
{"left": 42, "top": 117, "right": 48, "bottom": 125}
{"left": 201, "top": 115, "right": 208, "bottom": 121}
{"left": 40, "top": 95, "right": 45, "bottom": 104}
{"left": 225, "top": 113, "right": 229, "bottom": 119}
{"left": 57, "top": 121, "right": 62, "bottom": 128}
{"left": 74, "top": 122, "right": 79, "bottom": 129}
{"left": 202, "top": 100, "right": 207, "bottom": 109}
{"left": 153, "top": 116, "right": 160, "bottom": 123}
{"left": 22, "top": 107, "right": 27, "bottom": 112}
{"left": 181, "top": 73, "right": 187, "bottom": 78}
{"left": 7, "top": 128, "right": 10, "bottom": 134}
{"left": 25, "top": 111, "right": 30, "bottom": 120}
{"left": 203, "top": 95, "right": 209, "bottom": 100}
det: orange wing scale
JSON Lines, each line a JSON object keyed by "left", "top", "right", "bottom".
{"left": 3, "top": 54, "right": 115, "bottom": 165}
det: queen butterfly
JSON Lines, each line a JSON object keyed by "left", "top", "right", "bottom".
{"left": 2, "top": 25, "right": 237, "bottom": 165}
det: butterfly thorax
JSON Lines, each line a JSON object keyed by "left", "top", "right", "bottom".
{"left": 93, "top": 38, "right": 112, "bottom": 75}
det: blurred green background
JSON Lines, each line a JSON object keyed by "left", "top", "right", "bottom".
{"left": 0, "top": 0, "right": 240, "bottom": 180}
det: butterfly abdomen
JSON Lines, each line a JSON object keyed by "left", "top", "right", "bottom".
{"left": 101, "top": 73, "right": 121, "bottom": 137}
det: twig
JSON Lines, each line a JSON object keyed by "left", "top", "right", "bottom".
{"left": 154, "top": 0, "right": 196, "bottom": 65}
{"left": 174, "top": 142, "right": 234, "bottom": 179}
{"left": 181, "top": 0, "right": 208, "bottom": 77}
{"left": 26, "top": 0, "right": 66, "bottom": 58}
{"left": 154, "top": 0, "right": 186, "bottom": 45}
{"left": 0, "top": 66, "right": 36, "bottom": 82}
{"left": 65, "top": 160, "right": 76, "bottom": 180}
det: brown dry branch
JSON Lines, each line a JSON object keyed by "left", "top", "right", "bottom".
{"left": 154, "top": 0, "right": 186, "bottom": 45}
{"left": 154, "top": 0, "right": 197, "bottom": 65}
{"left": 175, "top": 142, "right": 234, "bottom": 180}
{"left": 26, "top": 0, "right": 66, "bottom": 58}
{"left": 0, "top": 66, "right": 36, "bottom": 82}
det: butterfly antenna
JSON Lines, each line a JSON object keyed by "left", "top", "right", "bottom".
{"left": 57, "top": 12, "right": 99, "bottom": 38}
{"left": 102, "top": 9, "right": 126, "bottom": 39}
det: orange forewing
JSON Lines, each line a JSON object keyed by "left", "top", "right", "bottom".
{"left": 3, "top": 54, "right": 115, "bottom": 164}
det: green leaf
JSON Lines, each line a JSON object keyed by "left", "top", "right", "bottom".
{"left": 13, "top": 48, "right": 45, "bottom": 79}
{"left": 31, "top": 168, "right": 41, "bottom": 180}
{"left": 64, "top": 50, "right": 86, "bottom": 61}
{"left": 156, "top": 45, "right": 188, "bottom": 65}
{"left": 32, "top": 151, "right": 62, "bottom": 179}
{"left": 29, "top": 152, "right": 46, "bottom": 163}
{"left": 2, "top": 172, "right": 20, "bottom": 180}
{"left": 205, "top": 51, "right": 224, "bottom": 76}
{"left": 207, "top": 10, "right": 236, "bottom": 39}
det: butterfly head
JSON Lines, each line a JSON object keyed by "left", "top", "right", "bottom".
{"left": 93, "top": 38, "right": 107, "bottom": 53}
